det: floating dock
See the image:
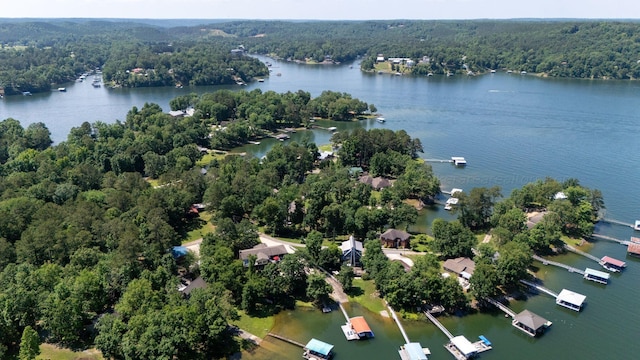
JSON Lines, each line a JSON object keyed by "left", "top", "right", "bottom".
{"left": 599, "top": 256, "right": 626, "bottom": 272}
{"left": 399, "top": 342, "right": 430, "bottom": 360}
{"left": 451, "top": 157, "right": 467, "bottom": 166}
{"left": 555, "top": 289, "right": 587, "bottom": 312}
{"left": 591, "top": 234, "right": 630, "bottom": 245}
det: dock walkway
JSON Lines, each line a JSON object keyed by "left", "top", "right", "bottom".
{"left": 267, "top": 333, "right": 305, "bottom": 348}
{"left": 387, "top": 304, "right": 411, "bottom": 344}
{"left": 484, "top": 298, "right": 516, "bottom": 318}
{"left": 600, "top": 218, "right": 634, "bottom": 228}
{"left": 520, "top": 279, "right": 558, "bottom": 298}
{"left": 424, "top": 311, "right": 454, "bottom": 340}
{"left": 590, "top": 234, "right": 630, "bottom": 246}
{"left": 563, "top": 244, "right": 602, "bottom": 262}
{"left": 533, "top": 254, "right": 585, "bottom": 275}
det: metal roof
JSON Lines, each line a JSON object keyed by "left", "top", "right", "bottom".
{"left": 305, "top": 338, "right": 334, "bottom": 356}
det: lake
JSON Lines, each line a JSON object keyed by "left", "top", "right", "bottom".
{"left": 1, "top": 56, "right": 639, "bottom": 360}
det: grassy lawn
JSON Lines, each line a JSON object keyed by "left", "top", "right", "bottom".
{"left": 196, "top": 151, "right": 226, "bottom": 167}
{"left": 318, "top": 144, "right": 333, "bottom": 152}
{"left": 183, "top": 211, "right": 215, "bottom": 243}
{"left": 348, "top": 278, "right": 387, "bottom": 314}
{"left": 232, "top": 310, "right": 275, "bottom": 339}
{"left": 37, "top": 344, "right": 103, "bottom": 360}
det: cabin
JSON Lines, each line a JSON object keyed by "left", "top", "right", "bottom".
{"left": 446, "top": 335, "right": 477, "bottom": 359}
{"left": 380, "top": 228, "right": 411, "bottom": 248}
{"left": 398, "top": 342, "right": 430, "bottom": 360}
{"left": 303, "top": 338, "right": 334, "bottom": 360}
{"left": 443, "top": 257, "right": 476, "bottom": 280}
{"left": 512, "top": 309, "right": 552, "bottom": 337}
{"left": 626, "top": 241, "right": 640, "bottom": 257}
{"left": 583, "top": 267, "right": 610, "bottom": 285}
{"left": 238, "top": 244, "right": 288, "bottom": 268}
{"left": 599, "top": 256, "right": 626, "bottom": 272}
{"left": 340, "top": 235, "right": 363, "bottom": 266}
{"left": 556, "top": 289, "right": 586, "bottom": 312}
{"left": 349, "top": 316, "right": 374, "bottom": 339}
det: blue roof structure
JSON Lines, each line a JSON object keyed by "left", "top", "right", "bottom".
{"left": 404, "top": 342, "right": 428, "bottom": 360}
{"left": 479, "top": 335, "right": 492, "bottom": 346}
{"left": 305, "top": 338, "right": 334, "bottom": 357}
{"left": 171, "top": 246, "right": 189, "bottom": 258}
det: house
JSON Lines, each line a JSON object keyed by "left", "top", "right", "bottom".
{"left": 180, "top": 276, "right": 207, "bottom": 296}
{"left": 239, "top": 244, "right": 288, "bottom": 267}
{"left": 512, "top": 309, "right": 552, "bottom": 337}
{"left": 168, "top": 110, "right": 185, "bottom": 117}
{"left": 359, "top": 175, "right": 392, "bottom": 190}
{"left": 340, "top": 235, "right": 363, "bottom": 266}
{"left": 526, "top": 211, "right": 547, "bottom": 229}
{"left": 380, "top": 228, "right": 411, "bottom": 248}
{"left": 376, "top": 54, "right": 385, "bottom": 62}
{"left": 442, "top": 257, "right": 476, "bottom": 279}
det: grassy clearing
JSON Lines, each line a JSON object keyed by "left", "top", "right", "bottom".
{"left": 37, "top": 344, "right": 103, "bottom": 360}
{"left": 183, "top": 211, "right": 215, "bottom": 243}
{"left": 348, "top": 278, "right": 387, "bottom": 314}
{"left": 196, "top": 151, "right": 226, "bottom": 167}
{"left": 233, "top": 310, "right": 275, "bottom": 339}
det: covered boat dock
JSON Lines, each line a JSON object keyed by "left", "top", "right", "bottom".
{"left": 512, "top": 309, "right": 552, "bottom": 337}
{"left": 556, "top": 289, "right": 587, "bottom": 312}
{"left": 599, "top": 256, "right": 626, "bottom": 272}
{"left": 399, "top": 342, "right": 431, "bottom": 360}
{"left": 583, "top": 267, "right": 610, "bottom": 284}
{"left": 303, "top": 338, "right": 334, "bottom": 360}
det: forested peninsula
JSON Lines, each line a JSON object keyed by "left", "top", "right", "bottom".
{"left": 0, "top": 84, "right": 604, "bottom": 359}
{"left": 1, "top": 19, "right": 640, "bottom": 95}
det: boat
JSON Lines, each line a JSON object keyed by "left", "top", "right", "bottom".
{"left": 92, "top": 82, "right": 101, "bottom": 88}
{"left": 22, "top": 91, "right": 32, "bottom": 96}
{"left": 634, "top": 220, "right": 640, "bottom": 231}
{"left": 257, "top": 78, "right": 265, "bottom": 82}
{"left": 490, "top": 69, "right": 497, "bottom": 73}
{"left": 327, "top": 127, "right": 337, "bottom": 132}
{"left": 276, "top": 73, "right": 282, "bottom": 76}
{"left": 57, "top": 87, "right": 66, "bottom": 92}
{"left": 376, "top": 117, "right": 386, "bottom": 123}
{"left": 451, "top": 157, "right": 467, "bottom": 166}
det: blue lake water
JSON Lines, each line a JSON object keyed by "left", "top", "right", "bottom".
{"left": 1, "top": 56, "right": 639, "bottom": 359}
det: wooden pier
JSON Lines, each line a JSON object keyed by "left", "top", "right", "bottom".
{"left": 600, "top": 218, "right": 634, "bottom": 228}
{"left": 426, "top": 159, "right": 454, "bottom": 164}
{"left": 591, "top": 234, "right": 630, "bottom": 245}
{"left": 533, "top": 254, "right": 585, "bottom": 275}
{"left": 484, "top": 297, "right": 516, "bottom": 318}
{"left": 563, "top": 244, "right": 602, "bottom": 262}
{"left": 388, "top": 304, "right": 411, "bottom": 344}
{"left": 267, "top": 333, "right": 305, "bottom": 348}
{"left": 424, "top": 310, "right": 454, "bottom": 339}
{"left": 520, "top": 279, "right": 558, "bottom": 298}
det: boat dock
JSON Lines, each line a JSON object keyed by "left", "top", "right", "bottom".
{"left": 563, "top": 244, "right": 602, "bottom": 262}
{"left": 267, "top": 332, "right": 306, "bottom": 348}
{"left": 484, "top": 297, "right": 516, "bottom": 318}
{"left": 591, "top": 234, "right": 630, "bottom": 245}
{"left": 520, "top": 279, "right": 559, "bottom": 298}
{"left": 388, "top": 304, "right": 411, "bottom": 344}
{"left": 425, "top": 158, "right": 454, "bottom": 163}
{"left": 532, "top": 254, "right": 585, "bottom": 275}
{"left": 424, "top": 311, "right": 454, "bottom": 339}
{"left": 600, "top": 218, "right": 635, "bottom": 229}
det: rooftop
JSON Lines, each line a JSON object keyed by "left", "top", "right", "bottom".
{"left": 450, "top": 335, "right": 476, "bottom": 357}
{"left": 380, "top": 228, "right": 411, "bottom": 241}
{"left": 349, "top": 316, "right": 373, "bottom": 335}
{"left": 600, "top": 256, "right": 626, "bottom": 268}
{"left": 513, "top": 309, "right": 550, "bottom": 331}
{"left": 556, "top": 289, "right": 586, "bottom": 307}
{"left": 304, "top": 338, "right": 334, "bottom": 357}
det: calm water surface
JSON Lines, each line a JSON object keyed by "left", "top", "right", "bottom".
{"left": 1, "top": 57, "right": 639, "bottom": 360}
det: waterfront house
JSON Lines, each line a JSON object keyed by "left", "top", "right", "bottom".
{"left": 599, "top": 256, "right": 626, "bottom": 272}
{"left": 556, "top": 289, "right": 586, "bottom": 311}
{"left": 583, "top": 268, "right": 610, "bottom": 284}
{"left": 512, "top": 309, "right": 552, "bottom": 337}
{"left": 380, "top": 228, "right": 411, "bottom": 248}
{"left": 239, "top": 244, "right": 288, "bottom": 268}
{"left": 303, "top": 338, "right": 334, "bottom": 360}
{"left": 398, "top": 342, "right": 430, "bottom": 360}
{"left": 340, "top": 235, "right": 363, "bottom": 266}
{"left": 180, "top": 276, "right": 207, "bottom": 296}
{"left": 359, "top": 174, "right": 392, "bottom": 190}
{"left": 443, "top": 257, "right": 476, "bottom": 279}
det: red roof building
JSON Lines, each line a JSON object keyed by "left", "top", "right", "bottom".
{"left": 599, "top": 256, "right": 626, "bottom": 272}
{"left": 349, "top": 316, "right": 374, "bottom": 338}
{"left": 627, "top": 242, "right": 640, "bottom": 257}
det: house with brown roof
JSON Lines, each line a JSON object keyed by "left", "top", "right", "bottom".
{"left": 443, "top": 257, "right": 476, "bottom": 279}
{"left": 359, "top": 175, "right": 392, "bottom": 190}
{"left": 380, "top": 228, "right": 411, "bottom": 248}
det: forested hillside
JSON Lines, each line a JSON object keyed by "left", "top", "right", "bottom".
{"left": 1, "top": 19, "right": 640, "bottom": 95}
